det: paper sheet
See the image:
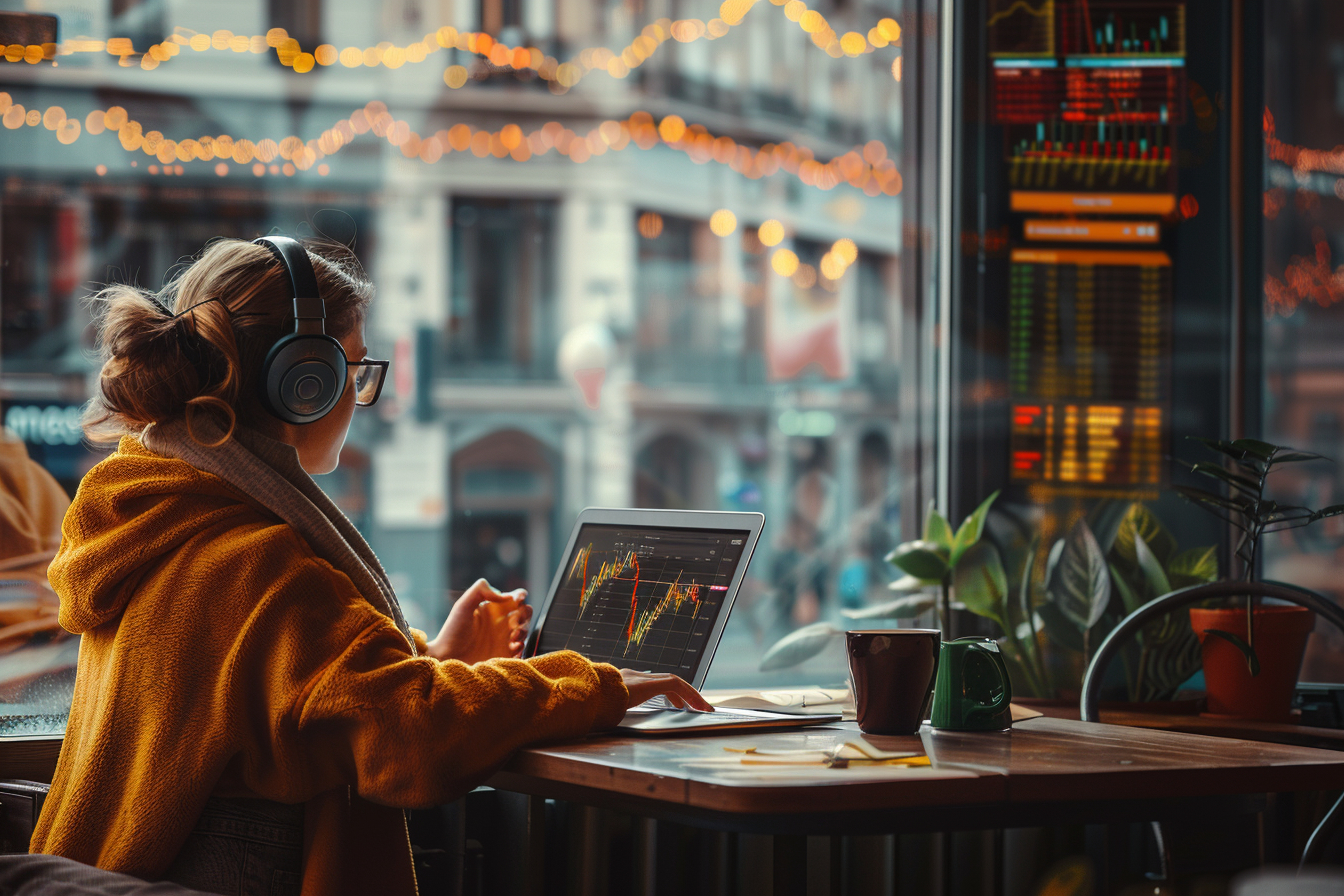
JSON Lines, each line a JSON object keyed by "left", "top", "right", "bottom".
{"left": 705, "top": 687, "right": 854, "bottom": 718}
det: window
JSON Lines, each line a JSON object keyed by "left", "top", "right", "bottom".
{"left": 1260, "top": 1, "right": 1344, "bottom": 683}
{"left": 0, "top": 0, "right": 927, "bottom": 727}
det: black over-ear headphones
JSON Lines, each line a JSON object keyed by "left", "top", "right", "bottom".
{"left": 254, "top": 235, "right": 348, "bottom": 424}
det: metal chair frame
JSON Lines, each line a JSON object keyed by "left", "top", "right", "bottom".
{"left": 1078, "top": 580, "right": 1344, "bottom": 871}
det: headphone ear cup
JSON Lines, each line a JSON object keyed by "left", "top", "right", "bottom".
{"left": 261, "top": 334, "right": 348, "bottom": 424}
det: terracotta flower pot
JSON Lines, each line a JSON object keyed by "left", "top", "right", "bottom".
{"left": 1189, "top": 605, "right": 1315, "bottom": 723}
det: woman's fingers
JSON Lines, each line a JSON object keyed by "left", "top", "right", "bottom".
{"left": 618, "top": 670, "right": 714, "bottom": 711}
{"left": 667, "top": 677, "right": 713, "bottom": 712}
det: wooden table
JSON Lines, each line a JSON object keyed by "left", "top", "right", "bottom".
{"left": 1072, "top": 707, "right": 1344, "bottom": 752}
{"left": 486, "top": 716, "right": 1344, "bottom": 894}
{"left": 490, "top": 716, "right": 1344, "bottom": 832}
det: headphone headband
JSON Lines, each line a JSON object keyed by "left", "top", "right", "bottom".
{"left": 254, "top": 236, "right": 327, "bottom": 337}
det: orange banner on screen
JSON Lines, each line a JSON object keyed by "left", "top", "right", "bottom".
{"left": 1023, "top": 219, "right": 1160, "bottom": 244}
{"left": 1010, "top": 192, "right": 1177, "bottom": 214}
{"left": 1010, "top": 248, "right": 1172, "bottom": 267}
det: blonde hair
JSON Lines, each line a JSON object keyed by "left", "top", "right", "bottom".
{"left": 84, "top": 237, "right": 373, "bottom": 446}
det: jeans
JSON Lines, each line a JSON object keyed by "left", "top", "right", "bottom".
{"left": 161, "top": 798, "right": 303, "bottom": 896}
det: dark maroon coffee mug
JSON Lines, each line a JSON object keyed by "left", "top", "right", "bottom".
{"left": 846, "top": 629, "right": 941, "bottom": 735}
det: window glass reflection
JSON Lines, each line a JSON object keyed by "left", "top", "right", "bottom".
{"left": 0, "top": 0, "right": 910, "bottom": 714}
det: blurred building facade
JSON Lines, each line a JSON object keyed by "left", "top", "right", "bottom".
{"left": 1, "top": 0, "right": 906, "bottom": 684}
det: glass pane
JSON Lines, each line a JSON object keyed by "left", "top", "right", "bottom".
{"left": 950, "top": 0, "right": 1236, "bottom": 701}
{"left": 1261, "top": 2, "right": 1344, "bottom": 683}
{"left": 0, "top": 0, "right": 920, "bottom": 723}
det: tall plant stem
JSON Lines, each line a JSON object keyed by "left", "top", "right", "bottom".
{"left": 940, "top": 581, "right": 951, "bottom": 638}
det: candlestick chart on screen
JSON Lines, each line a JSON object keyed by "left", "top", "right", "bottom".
{"left": 567, "top": 544, "right": 708, "bottom": 656}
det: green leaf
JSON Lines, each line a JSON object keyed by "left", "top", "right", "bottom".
{"left": 1191, "top": 437, "right": 1251, "bottom": 460}
{"left": 1133, "top": 533, "right": 1172, "bottom": 598}
{"left": 885, "top": 540, "right": 950, "bottom": 581}
{"left": 1201, "top": 628, "right": 1262, "bottom": 677}
{"left": 1190, "top": 461, "right": 1262, "bottom": 496}
{"left": 1037, "top": 601, "right": 1084, "bottom": 653}
{"left": 1109, "top": 562, "right": 1144, "bottom": 614}
{"left": 950, "top": 491, "right": 999, "bottom": 568}
{"left": 1044, "top": 537, "right": 1065, "bottom": 591}
{"left": 842, "top": 594, "right": 938, "bottom": 620}
{"left": 1230, "top": 438, "right": 1279, "bottom": 461}
{"left": 888, "top": 574, "right": 937, "bottom": 593}
{"left": 759, "top": 623, "right": 841, "bottom": 671}
{"left": 1087, "top": 500, "right": 1130, "bottom": 554}
{"left": 1048, "top": 519, "right": 1111, "bottom": 630}
{"left": 952, "top": 540, "right": 1008, "bottom": 627}
{"left": 1168, "top": 546, "right": 1218, "bottom": 584}
{"left": 1271, "top": 451, "right": 1330, "bottom": 464}
{"left": 923, "top": 501, "right": 954, "bottom": 552}
{"left": 1017, "top": 534, "right": 1040, "bottom": 629}
{"left": 1112, "top": 503, "right": 1177, "bottom": 569}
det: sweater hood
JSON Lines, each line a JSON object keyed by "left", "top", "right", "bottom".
{"left": 49, "top": 435, "right": 266, "bottom": 633}
{"left": 0, "top": 430, "right": 69, "bottom": 561}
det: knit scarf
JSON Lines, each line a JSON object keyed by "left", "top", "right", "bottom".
{"left": 141, "top": 417, "right": 416, "bottom": 654}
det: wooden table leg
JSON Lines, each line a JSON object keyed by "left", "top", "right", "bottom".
{"left": 773, "top": 834, "right": 807, "bottom": 896}
{"left": 524, "top": 794, "right": 546, "bottom": 896}
{"left": 633, "top": 817, "right": 657, "bottom": 896}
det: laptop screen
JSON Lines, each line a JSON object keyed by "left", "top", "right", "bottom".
{"left": 534, "top": 523, "right": 751, "bottom": 676}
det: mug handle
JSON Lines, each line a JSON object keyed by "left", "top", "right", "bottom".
{"left": 963, "top": 641, "right": 1012, "bottom": 722}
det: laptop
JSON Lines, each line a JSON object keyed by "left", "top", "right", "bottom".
{"left": 525, "top": 507, "right": 843, "bottom": 734}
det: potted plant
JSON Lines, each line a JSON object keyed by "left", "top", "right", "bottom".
{"left": 1174, "top": 438, "right": 1344, "bottom": 721}
{"left": 758, "top": 495, "right": 1218, "bottom": 707}
{"left": 866, "top": 498, "right": 1216, "bottom": 702}
{"left": 757, "top": 493, "right": 998, "bottom": 674}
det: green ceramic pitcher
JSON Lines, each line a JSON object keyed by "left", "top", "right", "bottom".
{"left": 930, "top": 637, "right": 1012, "bottom": 731}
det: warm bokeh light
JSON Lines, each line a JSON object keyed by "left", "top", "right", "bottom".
{"left": 443, "top": 65, "right": 468, "bottom": 88}
{"left": 832, "top": 238, "right": 858, "bottom": 265}
{"left": 7, "top": 3, "right": 905, "bottom": 90}
{"left": 819, "top": 253, "right": 845, "bottom": 281}
{"left": 758, "top": 220, "right": 785, "bottom": 247}
{"left": 709, "top": 209, "right": 738, "bottom": 237}
{"left": 771, "top": 248, "right": 799, "bottom": 277}
{"left": 658, "top": 115, "right": 687, "bottom": 143}
{"left": 9, "top": 92, "right": 902, "bottom": 205}
{"left": 792, "top": 263, "right": 817, "bottom": 289}
{"left": 638, "top": 212, "right": 665, "bottom": 239}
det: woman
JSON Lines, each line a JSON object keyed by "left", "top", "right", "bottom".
{"left": 30, "top": 237, "right": 709, "bottom": 895}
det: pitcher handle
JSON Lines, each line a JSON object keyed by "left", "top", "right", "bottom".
{"left": 964, "top": 641, "right": 1012, "bottom": 721}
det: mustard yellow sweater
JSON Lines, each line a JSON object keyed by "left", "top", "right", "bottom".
{"left": 31, "top": 437, "right": 629, "bottom": 894}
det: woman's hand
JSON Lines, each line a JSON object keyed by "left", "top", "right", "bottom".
{"left": 427, "top": 579, "right": 533, "bottom": 664}
{"left": 619, "top": 670, "right": 714, "bottom": 711}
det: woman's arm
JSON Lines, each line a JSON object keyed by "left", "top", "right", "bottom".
{"left": 288, "top": 617, "right": 628, "bottom": 808}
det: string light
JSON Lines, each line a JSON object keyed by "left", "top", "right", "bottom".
{"left": 0, "top": 94, "right": 902, "bottom": 195}
{"left": 709, "top": 209, "right": 737, "bottom": 236}
{"left": 638, "top": 211, "right": 665, "bottom": 238}
{"left": 771, "top": 248, "right": 800, "bottom": 277}
{"left": 758, "top": 220, "right": 786, "bottom": 246}
{"left": 3, "top": 7, "right": 903, "bottom": 87}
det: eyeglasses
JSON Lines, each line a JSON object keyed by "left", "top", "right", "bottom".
{"left": 347, "top": 357, "right": 389, "bottom": 407}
